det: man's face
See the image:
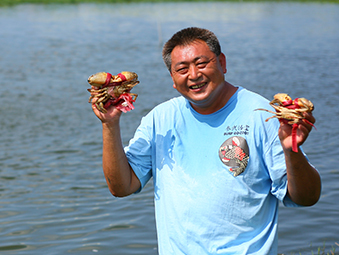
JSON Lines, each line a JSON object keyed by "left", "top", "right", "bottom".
{"left": 170, "top": 40, "right": 227, "bottom": 114}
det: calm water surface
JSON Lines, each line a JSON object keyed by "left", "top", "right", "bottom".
{"left": 0, "top": 2, "right": 338, "bottom": 254}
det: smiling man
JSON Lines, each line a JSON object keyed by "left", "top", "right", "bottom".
{"left": 169, "top": 38, "right": 233, "bottom": 114}
{"left": 91, "top": 27, "right": 321, "bottom": 254}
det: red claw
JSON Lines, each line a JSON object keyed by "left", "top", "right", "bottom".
{"left": 292, "top": 123, "right": 298, "bottom": 152}
{"left": 282, "top": 99, "right": 293, "bottom": 106}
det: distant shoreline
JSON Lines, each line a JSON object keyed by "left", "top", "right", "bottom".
{"left": 1, "top": 0, "right": 338, "bottom": 7}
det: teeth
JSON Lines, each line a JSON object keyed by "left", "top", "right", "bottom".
{"left": 191, "top": 83, "right": 205, "bottom": 89}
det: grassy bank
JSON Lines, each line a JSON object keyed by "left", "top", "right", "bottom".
{"left": 0, "top": 0, "right": 338, "bottom": 6}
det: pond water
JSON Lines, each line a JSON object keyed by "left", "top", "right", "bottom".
{"left": 0, "top": 2, "right": 338, "bottom": 254}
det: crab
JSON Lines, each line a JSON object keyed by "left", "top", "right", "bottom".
{"left": 258, "top": 93, "right": 314, "bottom": 124}
{"left": 87, "top": 71, "right": 139, "bottom": 113}
{"left": 256, "top": 93, "right": 315, "bottom": 152}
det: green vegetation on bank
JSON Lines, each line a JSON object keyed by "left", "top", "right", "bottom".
{"left": 0, "top": 0, "right": 338, "bottom": 6}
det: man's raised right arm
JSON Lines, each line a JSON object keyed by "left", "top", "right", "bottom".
{"left": 93, "top": 105, "right": 141, "bottom": 197}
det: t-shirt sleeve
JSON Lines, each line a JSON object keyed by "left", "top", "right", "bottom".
{"left": 124, "top": 115, "right": 153, "bottom": 193}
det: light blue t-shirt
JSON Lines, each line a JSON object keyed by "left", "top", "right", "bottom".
{"left": 125, "top": 87, "right": 298, "bottom": 255}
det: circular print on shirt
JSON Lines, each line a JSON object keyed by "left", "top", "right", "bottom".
{"left": 219, "top": 136, "right": 249, "bottom": 177}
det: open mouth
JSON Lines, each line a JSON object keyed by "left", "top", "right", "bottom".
{"left": 189, "top": 82, "right": 206, "bottom": 90}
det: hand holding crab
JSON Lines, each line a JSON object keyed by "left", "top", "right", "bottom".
{"left": 256, "top": 93, "right": 316, "bottom": 152}
{"left": 87, "top": 71, "right": 139, "bottom": 113}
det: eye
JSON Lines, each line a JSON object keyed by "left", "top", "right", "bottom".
{"left": 175, "top": 66, "right": 188, "bottom": 74}
{"left": 196, "top": 61, "right": 208, "bottom": 68}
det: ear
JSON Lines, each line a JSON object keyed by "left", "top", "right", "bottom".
{"left": 170, "top": 73, "right": 177, "bottom": 89}
{"left": 219, "top": 53, "right": 227, "bottom": 74}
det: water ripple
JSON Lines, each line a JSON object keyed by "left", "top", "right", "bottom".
{"left": 0, "top": 2, "right": 338, "bottom": 255}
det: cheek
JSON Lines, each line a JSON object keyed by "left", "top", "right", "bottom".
{"left": 171, "top": 74, "right": 184, "bottom": 89}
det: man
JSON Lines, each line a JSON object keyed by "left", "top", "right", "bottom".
{"left": 91, "top": 27, "right": 321, "bottom": 254}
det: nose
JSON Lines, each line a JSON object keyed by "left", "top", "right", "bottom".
{"left": 188, "top": 64, "right": 201, "bottom": 80}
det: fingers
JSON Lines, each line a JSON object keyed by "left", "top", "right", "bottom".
{"left": 302, "top": 112, "right": 316, "bottom": 132}
{"left": 303, "top": 112, "right": 315, "bottom": 124}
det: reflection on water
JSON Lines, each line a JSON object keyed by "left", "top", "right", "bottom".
{"left": 0, "top": 2, "right": 338, "bottom": 254}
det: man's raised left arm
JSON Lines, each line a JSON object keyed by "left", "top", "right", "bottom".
{"left": 279, "top": 112, "right": 321, "bottom": 206}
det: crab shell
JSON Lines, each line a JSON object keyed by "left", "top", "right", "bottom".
{"left": 271, "top": 93, "right": 293, "bottom": 106}
{"left": 88, "top": 71, "right": 138, "bottom": 88}
{"left": 273, "top": 93, "right": 292, "bottom": 102}
{"left": 295, "top": 97, "right": 314, "bottom": 112}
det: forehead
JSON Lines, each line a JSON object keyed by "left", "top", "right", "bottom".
{"left": 171, "top": 40, "right": 214, "bottom": 64}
